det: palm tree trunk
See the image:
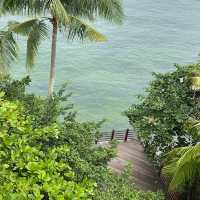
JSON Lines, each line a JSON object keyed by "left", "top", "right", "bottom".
{"left": 48, "top": 17, "right": 58, "bottom": 97}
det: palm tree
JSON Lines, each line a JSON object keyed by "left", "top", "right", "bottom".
{"left": 2, "top": 0, "right": 124, "bottom": 96}
{"left": 162, "top": 143, "right": 200, "bottom": 199}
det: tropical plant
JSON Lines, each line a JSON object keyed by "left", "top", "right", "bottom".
{"left": 162, "top": 143, "right": 200, "bottom": 200}
{"left": 0, "top": 75, "right": 164, "bottom": 199}
{"left": 0, "top": 94, "right": 96, "bottom": 199}
{"left": 0, "top": 75, "right": 117, "bottom": 183}
{"left": 0, "top": 74, "right": 74, "bottom": 127}
{"left": 126, "top": 63, "right": 200, "bottom": 165}
{"left": 0, "top": 76, "right": 118, "bottom": 199}
{"left": 2, "top": 0, "right": 124, "bottom": 96}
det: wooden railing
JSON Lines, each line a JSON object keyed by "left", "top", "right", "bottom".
{"left": 97, "top": 128, "right": 136, "bottom": 143}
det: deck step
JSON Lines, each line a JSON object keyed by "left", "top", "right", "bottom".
{"left": 109, "top": 140, "right": 162, "bottom": 192}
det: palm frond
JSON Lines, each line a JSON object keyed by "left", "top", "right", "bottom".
{"left": 62, "top": 0, "right": 124, "bottom": 24}
{"left": 94, "top": 0, "right": 124, "bottom": 23}
{"left": 7, "top": 18, "right": 49, "bottom": 70}
{"left": 25, "top": 20, "right": 49, "bottom": 70}
{"left": 8, "top": 19, "right": 42, "bottom": 35}
{"left": 177, "top": 144, "right": 200, "bottom": 167}
{"left": 162, "top": 143, "right": 200, "bottom": 191}
{"left": 169, "top": 162, "right": 197, "bottom": 190}
{"left": 2, "top": 0, "right": 45, "bottom": 15}
{"left": 67, "top": 16, "right": 107, "bottom": 42}
{"left": 162, "top": 146, "right": 190, "bottom": 163}
{"left": 0, "top": 31, "right": 18, "bottom": 72}
{"left": 162, "top": 161, "right": 177, "bottom": 178}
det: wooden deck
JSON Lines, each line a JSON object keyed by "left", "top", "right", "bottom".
{"left": 109, "top": 140, "right": 162, "bottom": 191}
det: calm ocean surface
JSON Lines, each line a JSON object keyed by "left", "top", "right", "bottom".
{"left": 1, "top": 0, "right": 200, "bottom": 130}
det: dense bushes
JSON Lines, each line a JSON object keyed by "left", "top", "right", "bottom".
{"left": 0, "top": 75, "right": 164, "bottom": 199}
{"left": 0, "top": 95, "right": 95, "bottom": 199}
{"left": 126, "top": 63, "right": 200, "bottom": 199}
{"left": 126, "top": 63, "right": 200, "bottom": 165}
{"left": 0, "top": 76, "right": 114, "bottom": 199}
{"left": 0, "top": 75, "right": 74, "bottom": 127}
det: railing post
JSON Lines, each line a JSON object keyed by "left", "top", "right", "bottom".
{"left": 124, "top": 128, "right": 129, "bottom": 142}
{"left": 111, "top": 129, "right": 115, "bottom": 141}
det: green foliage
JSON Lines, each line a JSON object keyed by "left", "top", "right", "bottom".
{"left": 0, "top": 17, "right": 49, "bottom": 71}
{"left": 0, "top": 95, "right": 95, "bottom": 199}
{"left": 162, "top": 143, "right": 200, "bottom": 199}
{"left": 126, "top": 63, "right": 200, "bottom": 164}
{"left": 0, "top": 30, "right": 18, "bottom": 70}
{"left": 0, "top": 75, "right": 73, "bottom": 127}
{"left": 67, "top": 16, "right": 107, "bottom": 42}
{"left": 8, "top": 18, "right": 49, "bottom": 70}
{"left": 0, "top": 76, "right": 117, "bottom": 199}
{"left": 0, "top": 75, "right": 164, "bottom": 199}
{"left": 95, "top": 167, "right": 164, "bottom": 200}
{"left": 2, "top": 0, "right": 124, "bottom": 24}
{"left": 0, "top": 75, "right": 117, "bottom": 180}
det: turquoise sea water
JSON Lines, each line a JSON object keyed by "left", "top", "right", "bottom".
{"left": 1, "top": 0, "right": 200, "bottom": 130}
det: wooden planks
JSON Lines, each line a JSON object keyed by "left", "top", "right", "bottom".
{"left": 109, "top": 140, "right": 162, "bottom": 192}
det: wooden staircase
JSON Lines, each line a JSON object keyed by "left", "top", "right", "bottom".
{"left": 98, "top": 129, "right": 162, "bottom": 192}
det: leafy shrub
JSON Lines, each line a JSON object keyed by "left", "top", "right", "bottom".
{"left": 0, "top": 75, "right": 117, "bottom": 183}
{"left": 126, "top": 63, "right": 200, "bottom": 165}
{"left": 0, "top": 75, "right": 73, "bottom": 127}
{"left": 60, "top": 121, "right": 117, "bottom": 183}
{"left": 0, "top": 76, "right": 164, "bottom": 199}
{"left": 0, "top": 76, "right": 118, "bottom": 199}
{"left": 0, "top": 94, "right": 95, "bottom": 199}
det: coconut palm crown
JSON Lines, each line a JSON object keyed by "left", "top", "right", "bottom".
{"left": 1, "top": 0, "right": 124, "bottom": 96}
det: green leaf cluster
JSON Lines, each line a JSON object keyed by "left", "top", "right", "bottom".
{"left": 0, "top": 75, "right": 164, "bottom": 199}
{"left": 126, "top": 63, "right": 200, "bottom": 165}
{"left": 0, "top": 96, "right": 95, "bottom": 199}
{"left": 0, "top": 76, "right": 110, "bottom": 199}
